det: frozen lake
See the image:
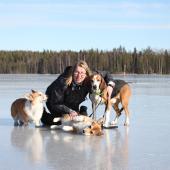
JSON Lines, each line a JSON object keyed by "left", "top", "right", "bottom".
{"left": 0, "top": 74, "right": 170, "bottom": 170}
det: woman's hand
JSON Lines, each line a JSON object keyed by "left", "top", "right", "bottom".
{"left": 69, "top": 111, "right": 78, "bottom": 120}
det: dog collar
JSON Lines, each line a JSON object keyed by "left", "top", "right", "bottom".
{"left": 93, "top": 90, "right": 103, "bottom": 96}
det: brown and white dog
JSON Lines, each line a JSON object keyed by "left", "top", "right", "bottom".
{"left": 11, "top": 90, "right": 47, "bottom": 127}
{"left": 89, "top": 73, "right": 131, "bottom": 127}
{"left": 51, "top": 114, "right": 103, "bottom": 136}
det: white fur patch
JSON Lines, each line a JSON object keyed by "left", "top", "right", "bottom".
{"left": 50, "top": 125, "right": 61, "bottom": 129}
{"left": 73, "top": 115, "right": 84, "bottom": 122}
{"left": 24, "top": 100, "right": 44, "bottom": 125}
{"left": 53, "top": 117, "right": 61, "bottom": 123}
{"left": 111, "top": 98, "right": 117, "bottom": 104}
{"left": 62, "top": 126, "right": 74, "bottom": 131}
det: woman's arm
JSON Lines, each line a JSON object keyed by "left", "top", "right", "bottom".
{"left": 99, "top": 71, "right": 115, "bottom": 99}
{"left": 46, "top": 76, "right": 74, "bottom": 116}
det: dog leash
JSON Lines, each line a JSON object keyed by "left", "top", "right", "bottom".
{"left": 89, "top": 98, "right": 102, "bottom": 118}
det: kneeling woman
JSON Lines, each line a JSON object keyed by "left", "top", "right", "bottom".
{"left": 41, "top": 60, "right": 91, "bottom": 125}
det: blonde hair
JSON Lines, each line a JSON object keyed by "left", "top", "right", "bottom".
{"left": 66, "top": 60, "right": 91, "bottom": 86}
{"left": 73, "top": 60, "right": 92, "bottom": 77}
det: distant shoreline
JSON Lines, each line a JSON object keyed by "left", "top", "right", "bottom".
{"left": 0, "top": 48, "right": 169, "bottom": 74}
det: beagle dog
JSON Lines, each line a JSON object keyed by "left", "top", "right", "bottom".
{"left": 89, "top": 73, "right": 131, "bottom": 127}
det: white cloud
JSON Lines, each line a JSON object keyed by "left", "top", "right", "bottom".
{"left": 0, "top": 1, "right": 170, "bottom": 30}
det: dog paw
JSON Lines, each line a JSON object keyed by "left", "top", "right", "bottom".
{"left": 14, "top": 122, "right": 19, "bottom": 126}
{"left": 103, "top": 122, "right": 118, "bottom": 129}
{"left": 50, "top": 125, "right": 60, "bottom": 129}
{"left": 111, "top": 120, "right": 118, "bottom": 125}
{"left": 124, "top": 122, "right": 130, "bottom": 126}
{"left": 53, "top": 117, "right": 61, "bottom": 123}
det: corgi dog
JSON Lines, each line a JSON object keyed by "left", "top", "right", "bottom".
{"left": 11, "top": 90, "right": 47, "bottom": 127}
{"left": 51, "top": 114, "right": 103, "bottom": 136}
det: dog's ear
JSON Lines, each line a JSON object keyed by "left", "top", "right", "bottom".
{"left": 24, "top": 93, "right": 33, "bottom": 101}
{"left": 99, "top": 76, "right": 107, "bottom": 91}
{"left": 97, "top": 117, "right": 104, "bottom": 125}
{"left": 31, "top": 89, "right": 36, "bottom": 93}
{"left": 91, "top": 121, "right": 96, "bottom": 126}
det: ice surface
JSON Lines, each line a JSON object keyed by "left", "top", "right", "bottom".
{"left": 0, "top": 74, "right": 170, "bottom": 170}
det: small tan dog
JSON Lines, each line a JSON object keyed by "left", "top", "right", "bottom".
{"left": 11, "top": 90, "right": 47, "bottom": 127}
{"left": 51, "top": 114, "right": 103, "bottom": 136}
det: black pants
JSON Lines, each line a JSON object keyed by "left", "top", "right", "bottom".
{"left": 41, "top": 106, "right": 88, "bottom": 126}
{"left": 41, "top": 108, "right": 62, "bottom": 126}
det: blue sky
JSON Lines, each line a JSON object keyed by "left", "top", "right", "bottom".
{"left": 0, "top": 0, "right": 170, "bottom": 52}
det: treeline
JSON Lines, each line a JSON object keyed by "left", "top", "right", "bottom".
{"left": 0, "top": 46, "right": 170, "bottom": 74}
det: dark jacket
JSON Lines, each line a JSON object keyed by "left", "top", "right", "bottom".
{"left": 46, "top": 77, "right": 89, "bottom": 117}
